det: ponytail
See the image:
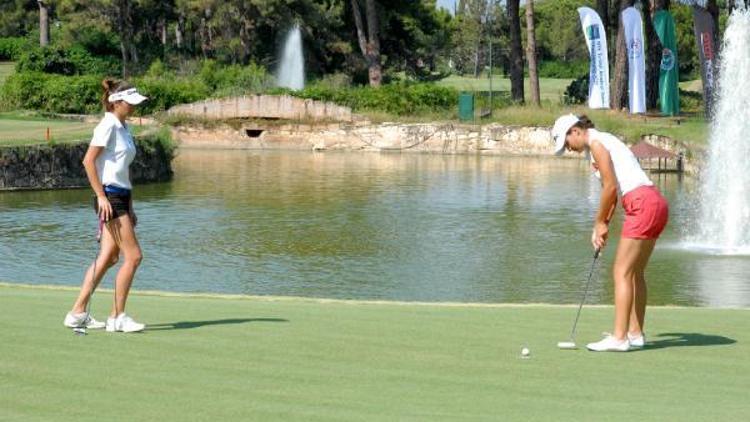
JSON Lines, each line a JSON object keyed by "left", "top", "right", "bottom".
{"left": 573, "top": 114, "right": 595, "bottom": 130}
{"left": 101, "top": 78, "right": 133, "bottom": 112}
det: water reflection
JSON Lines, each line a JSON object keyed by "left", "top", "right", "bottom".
{"left": 1, "top": 150, "right": 748, "bottom": 307}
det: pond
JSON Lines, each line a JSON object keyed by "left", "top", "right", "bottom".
{"left": 1, "top": 149, "right": 748, "bottom": 307}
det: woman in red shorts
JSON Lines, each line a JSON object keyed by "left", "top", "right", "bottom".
{"left": 551, "top": 114, "right": 669, "bottom": 352}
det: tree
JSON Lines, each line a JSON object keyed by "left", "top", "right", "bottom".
{"left": 351, "top": 0, "right": 381, "bottom": 87}
{"left": 38, "top": 1, "right": 49, "bottom": 47}
{"left": 611, "top": 0, "right": 634, "bottom": 110}
{"left": 525, "top": 0, "right": 540, "bottom": 106}
{"left": 507, "top": 0, "right": 524, "bottom": 103}
{"left": 642, "top": 0, "right": 663, "bottom": 110}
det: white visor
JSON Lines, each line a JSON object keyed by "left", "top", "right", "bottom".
{"left": 108, "top": 88, "right": 147, "bottom": 105}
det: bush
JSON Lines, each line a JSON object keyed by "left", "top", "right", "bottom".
{"left": 537, "top": 60, "right": 589, "bottom": 79}
{"left": 679, "top": 88, "right": 704, "bottom": 113}
{"left": 198, "top": 60, "right": 273, "bottom": 97}
{"left": 0, "top": 37, "right": 30, "bottom": 61}
{"left": 276, "top": 82, "right": 458, "bottom": 115}
{"left": 15, "top": 45, "right": 118, "bottom": 76}
{"left": 1, "top": 72, "right": 102, "bottom": 114}
{"left": 132, "top": 76, "right": 211, "bottom": 115}
{"left": 563, "top": 75, "right": 589, "bottom": 105}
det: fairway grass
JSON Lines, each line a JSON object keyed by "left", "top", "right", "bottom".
{"left": 0, "top": 112, "right": 96, "bottom": 146}
{"left": 1, "top": 283, "right": 747, "bottom": 421}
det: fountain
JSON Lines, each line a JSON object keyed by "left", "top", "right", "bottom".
{"left": 685, "top": 4, "right": 750, "bottom": 255}
{"left": 277, "top": 25, "right": 305, "bottom": 91}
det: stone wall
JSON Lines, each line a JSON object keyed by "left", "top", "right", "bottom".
{"left": 0, "top": 136, "right": 174, "bottom": 190}
{"left": 167, "top": 95, "right": 353, "bottom": 122}
{"left": 172, "top": 122, "right": 700, "bottom": 172}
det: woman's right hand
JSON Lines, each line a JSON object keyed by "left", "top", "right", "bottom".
{"left": 97, "top": 195, "right": 113, "bottom": 222}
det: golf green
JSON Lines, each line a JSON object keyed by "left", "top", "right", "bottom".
{"left": 1, "top": 283, "right": 747, "bottom": 421}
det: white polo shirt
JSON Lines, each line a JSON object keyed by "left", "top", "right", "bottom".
{"left": 90, "top": 112, "right": 136, "bottom": 190}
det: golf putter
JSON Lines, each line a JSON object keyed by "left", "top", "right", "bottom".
{"left": 74, "top": 215, "right": 105, "bottom": 336}
{"left": 558, "top": 248, "right": 601, "bottom": 350}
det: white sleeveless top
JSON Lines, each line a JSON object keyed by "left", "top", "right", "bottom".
{"left": 587, "top": 129, "right": 652, "bottom": 196}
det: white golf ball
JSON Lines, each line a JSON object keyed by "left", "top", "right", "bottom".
{"left": 521, "top": 347, "right": 530, "bottom": 357}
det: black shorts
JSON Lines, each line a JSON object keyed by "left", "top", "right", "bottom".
{"left": 93, "top": 191, "right": 131, "bottom": 220}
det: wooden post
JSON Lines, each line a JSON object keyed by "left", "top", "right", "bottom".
{"left": 46, "top": 127, "right": 50, "bottom": 142}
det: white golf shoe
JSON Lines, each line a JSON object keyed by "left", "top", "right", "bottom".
{"left": 586, "top": 333, "right": 630, "bottom": 352}
{"left": 628, "top": 332, "right": 646, "bottom": 348}
{"left": 106, "top": 313, "right": 145, "bottom": 333}
{"left": 63, "top": 312, "right": 106, "bottom": 329}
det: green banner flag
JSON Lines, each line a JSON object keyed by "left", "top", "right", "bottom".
{"left": 654, "top": 10, "right": 680, "bottom": 116}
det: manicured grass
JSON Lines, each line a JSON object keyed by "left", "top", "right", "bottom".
{"left": 0, "top": 112, "right": 96, "bottom": 146}
{"left": 0, "top": 112, "right": 150, "bottom": 147}
{"left": 487, "top": 104, "right": 709, "bottom": 146}
{"left": 436, "top": 75, "right": 573, "bottom": 103}
{"left": 1, "top": 283, "right": 747, "bottom": 421}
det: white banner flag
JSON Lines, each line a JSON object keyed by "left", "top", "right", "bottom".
{"left": 623, "top": 7, "right": 646, "bottom": 114}
{"left": 578, "top": 7, "right": 610, "bottom": 109}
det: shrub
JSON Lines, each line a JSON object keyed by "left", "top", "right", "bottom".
{"left": 15, "top": 45, "right": 118, "bottom": 76}
{"left": 537, "top": 60, "right": 589, "bottom": 79}
{"left": 0, "top": 37, "right": 30, "bottom": 61}
{"left": 563, "top": 75, "right": 589, "bottom": 105}
{"left": 277, "top": 82, "right": 458, "bottom": 115}
{"left": 198, "top": 59, "right": 273, "bottom": 96}
{"left": 1, "top": 72, "right": 102, "bottom": 114}
{"left": 132, "top": 76, "right": 211, "bottom": 115}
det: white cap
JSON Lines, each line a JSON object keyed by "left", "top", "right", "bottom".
{"left": 108, "top": 88, "right": 147, "bottom": 105}
{"left": 551, "top": 114, "right": 580, "bottom": 156}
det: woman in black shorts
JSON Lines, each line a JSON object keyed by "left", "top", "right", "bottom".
{"left": 63, "top": 78, "right": 148, "bottom": 333}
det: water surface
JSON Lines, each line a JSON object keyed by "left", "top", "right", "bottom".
{"left": 1, "top": 150, "right": 748, "bottom": 307}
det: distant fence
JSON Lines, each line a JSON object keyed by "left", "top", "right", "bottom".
{"left": 167, "top": 95, "right": 353, "bottom": 122}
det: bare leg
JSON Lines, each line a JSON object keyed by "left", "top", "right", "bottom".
{"left": 629, "top": 239, "right": 656, "bottom": 335}
{"left": 106, "top": 215, "right": 142, "bottom": 316}
{"left": 71, "top": 227, "right": 120, "bottom": 314}
{"left": 612, "top": 238, "right": 644, "bottom": 340}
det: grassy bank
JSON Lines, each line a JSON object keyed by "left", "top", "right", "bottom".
{"left": 0, "top": 111, "right": 156, "bottom": 147}
{"left": 436, "top": 75, "right": 574, "bottom": 103}
{"left": 1, "top": 283, "right": 747, "bottom": 421}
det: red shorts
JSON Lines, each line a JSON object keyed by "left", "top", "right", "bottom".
{"left": 621, "top": 185, "right": 669, "bottom": 239}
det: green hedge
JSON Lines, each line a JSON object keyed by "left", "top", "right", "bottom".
{"left": 15, "top": 45, "right": 119, "bottom": 76}
{"left": 0, "top": 37, "right": 30, "bottom": 61}
{"left": 274, "top": 82, "right": 458, "bottom": 115}
{"left": 537, "top": 61, "right": 589, "bottom": 79}
{"left": 1, "top": 72, "right": 102, "bottom": 114}
{"left": 0, "top": 72, "right": 211, "bottom": 115}
{"left": 132, "top": 77, "right": 211, "bottom": 115}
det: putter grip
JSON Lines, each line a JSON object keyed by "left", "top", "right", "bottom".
{"left": 594, "top": 248, "right": 601, "bottom": 259}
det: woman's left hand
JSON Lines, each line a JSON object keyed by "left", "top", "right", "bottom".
{"left": 591, "top": 222, "right": 609, "bottom": 250}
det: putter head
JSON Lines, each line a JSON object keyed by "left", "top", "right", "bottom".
{"left": 557, "top": 341, "right": 576, "bottom": 350}
{"left": 73, "top": 327, "right": 87, "bottom": 336}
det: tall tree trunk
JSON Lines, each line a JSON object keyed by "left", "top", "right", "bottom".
{"left": 595, "top": 0, "right": 610, "bottom": 65}
{"left": 611, "top": 0, "right": 634, "bottom": 110}
{"left": 351, "top": 0, "right": 382, "bottom": 87}
{"left": 116, "top": 0, "right": 130, "bottom": 77}
{"left": 525, "top": 0, "right": 540, "bottom": 106}
{"left": 38, "top": 1, "right": 49, "bottom": 47}
{"left": 643, "top": 0, "right": 662, "bottom": 110}
{"left": 507, "top": 0, "right": 524, "bottom": 103}
{"left": 175, "top": 14, "right": 184, "bottom": 50}
{"left": 473, "top": 38, "right": 480, "bottom": 78}
{"left": 200, "top": 7, "right": 213, "bottom": 58}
